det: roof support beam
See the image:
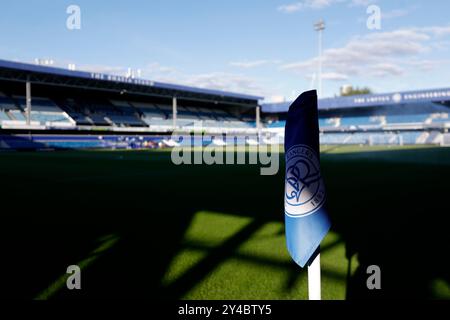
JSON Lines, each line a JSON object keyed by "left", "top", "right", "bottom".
{"left": 172, "top": 96, "right": 178, "bottom": 129}
{"left": 25, "top": 78, "right": 31, "bottom": 125}
{"left": 256, "top": 105, "right": 261, "bottom": 141}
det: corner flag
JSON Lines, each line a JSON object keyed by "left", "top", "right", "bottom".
{"left": 284, "top": 90, "right": 331, "bottom": 269}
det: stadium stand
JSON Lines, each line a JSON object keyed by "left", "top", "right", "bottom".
{"left": 54, "top": 98, "right": 92, "bottom": 125}
{"left": 319, "top": 131, "right": 424, "bottom": 145}
{"left": 11, "top": 96, "right": 74, "bottom": 126}
{"left": 0, "top": 58, "right": 449, "bottom": 149}
{"left": 0, "top": 111, "right": 10, "bottom": 121}
{"left": 429, "top": 112, "right": 450, "bottom": 124}
{"left": 263, "top": 89, "right": 450, "bottom": 146}
{"left": 386, "top": 114, "right": 429, "bottom": 124}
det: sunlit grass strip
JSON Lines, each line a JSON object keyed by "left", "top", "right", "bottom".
{"left": 161, "top": 210, "right": 357, "bottom": 299}
{"left": 161, "top": 211, "right": 252, "bottom": 287}
{"left": 35, "top": 234, "right": 120, "bottom": 300}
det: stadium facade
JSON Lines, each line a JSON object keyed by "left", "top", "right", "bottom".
{"left": 0, "top": 59, "right": 449, "bottom": 149}
{"left": 264, "top": 88, "right": 450, "bottom": 146}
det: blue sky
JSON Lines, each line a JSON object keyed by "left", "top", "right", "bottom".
{"left": 1, "top": 0, "right": 450, "bottom": 101}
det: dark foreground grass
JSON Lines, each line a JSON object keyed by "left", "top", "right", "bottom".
{"left": 0, "top": 145, "right": 449, "bottom": 299}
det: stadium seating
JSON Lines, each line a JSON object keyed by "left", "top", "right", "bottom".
{"left": 126, "top": 100, "right": 255, "bottom": 129}
{"left": 442, "top": 133, "right": 450, "bottom": 146}
{"left": 0, "top": 93, "right": 17, "bottom": 109}
{"left": 195, "top": 120, "right": 254, "bottom": 129}
{"left": 154, "top": 104, "right": 173, "bottom": 117}
{"left": 76, "top": 99, "right": 115, "bottom": 126}
{"left": 10, "top": 96, "right": 73, "bottom": 126}
{"left": 179, "top": 119, "right": 198, "bottom": 126}
{"left": 266, "top": 112, "right": 448, "bottom": 132}
{"left": 175, "top": 106, "right": 199, "bottom": 119}
{"left": 386, "top": 114, "right": 429, "bottom": 124}
{"left": 130, "top": 102, "right": 170, "bottom": 127}
{"left": 196, "top": 107, "right": 216, "bottom": 120}
{"left": 319, "top": 131, "right": 423, "bottom": 145}
{"left": 144, "top": 118, "right": 173, "bottom": 127}
{"left": 9, "top": 110, "right": 26, "bottom": 121}
{"left": 2, "top": 89, "right": 446, "bottom": 146}
{"left": 108, "top": 100, "right": 146, "bottom": 127}
{"left": 53, "top": 98, "right": 92, "bottom": 125}
{"left": 0, "top": 111, "right": 11, "bottom": 122}
{"left": 320, "top": 133, "right": 352, "bottom": 144}
{"left": 54, "top": 98, "right": 145, "bottom": 127}
{"left": 319, "top": 118, "right": 334, "bottom": 128}
{"left": 400, "top": 132, "right": 421, "bottom": 144}
{"left": 424, "top": 131, "right": 442, "bottom": 144}
{"left": 340, "top": 116, "right": 382, "bottom": 127}
{"left": 30, "top": 112, "right": 71, "bottom": 124}
{"left": 88, "top": 114, "right": 111, "bottom": 126}
{"left": 266, "top": 120, "right": 285, "bottom": 128}
{"left": 429, "top": 113, "right": 449, "bottom": 124}
{"left": 130, "top": 102, "right": 165, "bottom": 118}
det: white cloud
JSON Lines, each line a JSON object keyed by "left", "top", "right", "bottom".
{"left": 179, "top": 72, "right": 266, "bottom": 96}
{"left": 431, "top": 40, "right": 450, "bottom": 51}
{"left": 307, "top": 0, "right": 338, "bottom": 9}
{"left": 266, "top": 95, "right": 287, "bottom": 103}
{"left": 146, "top": 62, "right": 177, "bottom": 74}
{"left": 322, "top": 72, "right": 349, "bottom": 80}
{"left": 229, "top": 59, "right": 282, "bottom": 68}
{"left": 277, "top": 0, "right": 376, "bottom": 13}
{"left": 406, "top": 59, "right": 450, "bottom": 72}
{"left": 419, "top": 26, "right": 450, "bottom": 37}
{"left": 382, "top": 8, "right": 410, "bottom": 20}
{"left": 278, "top": 0, "right": 341, "bottom": 13}
{"left": 280, "top": 26, "right": 449, "bottom": 80}
{"left": 349, "top": 0, "right": 376, "bottom": 7}
{"left": 40, "top": 60, "right": 268, "bottom": 97}
{"left": 368, "top": 63, "right": 404, "bottom": 77}
{"left": 306, "top": 72, "right": 348, "bottom": 81}
{"left": 229, "top": 60, "right": 270, "bottom": 68}
{"left": 140, "top": 67, "right": 272, "bottom": 97}
{"left": 76, "top": 64, "right": 128, "bottom": 75}
{"left": 277, "top": 2, "right": 304, "bottom": 13}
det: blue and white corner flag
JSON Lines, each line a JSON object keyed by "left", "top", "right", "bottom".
{"left": 284, "top": 90, "right": 331, "bottom": 268}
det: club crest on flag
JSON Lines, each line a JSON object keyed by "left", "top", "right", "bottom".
{"left": 283, "top": 90, "right": 330, "bottom": 269}
{"left": 285, "top": 144, "right": 325, "bottom": 217}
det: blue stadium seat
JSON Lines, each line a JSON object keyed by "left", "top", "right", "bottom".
{"left": 0, "top": 111, "right": 11, "bottom": 122}
{"left": 400, "top": 132, "right": 421, "bottom": 144}
{"left": 340, "top": 116, "right": 379, "bottom": 126}
{"left": 30, "top": 112, "right": 72, "bottom": 124}
{"left": 430, "top": 113, "right": 449, "bottom": 123}
{"left": 266, "top": 121, "right": 286, "bottom": 128}
{"left": 10, "top": 110, "right": 25, "bottom": 121}
{"left": 386, "top": 114, "right": 428, "bottom": 124}
{"left": 88, "top": 114, "right": 110, "bottom": 126}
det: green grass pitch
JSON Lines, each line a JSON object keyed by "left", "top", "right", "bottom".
{"left": 0, "top": 144, "right": 449, "bottom": 299}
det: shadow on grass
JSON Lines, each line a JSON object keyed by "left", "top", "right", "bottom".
{"left": 0, "top": 147, "right": 448, "bottom": 299}
{"left": 324, "top": 147, "right": 450, "bottom": 299}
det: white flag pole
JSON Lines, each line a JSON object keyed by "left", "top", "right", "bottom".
{"left": 308, "top": 248, "right": 321, "bottom": 300}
